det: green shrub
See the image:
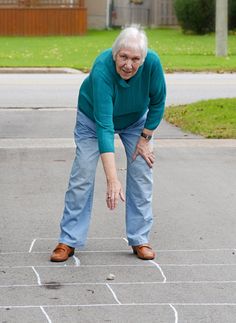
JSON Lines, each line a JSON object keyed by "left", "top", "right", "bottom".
{"left": 229, "top": 0, "right": 236, "bottom": 30}
{"left": 174, "top": 0, "right": 215, "bottom": 34}
{"left": 174, "top": 0, "right": 236, "bottom": 34}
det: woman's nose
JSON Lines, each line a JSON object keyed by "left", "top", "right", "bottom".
{"left": 125, "top": 59, "right": 132, "bottom": 69}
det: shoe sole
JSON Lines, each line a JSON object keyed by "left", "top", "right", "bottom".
{"left": 50, "top": 251, "right": 74, "bottom": 262}
{"left": 135, "top": 253, "right": 155, "bottom": 260}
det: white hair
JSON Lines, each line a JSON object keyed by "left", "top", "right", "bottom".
{"left": 112, "top": 26, "right": 148, "bottom": 64}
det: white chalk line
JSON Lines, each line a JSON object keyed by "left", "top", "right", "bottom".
{"left": 1, "top": 263, "right": 236, "bottom": 268}
{"left": 1, "top": 303, "right": 236, "bottom": 309}
{"left": 40, "top": 306, "right": 52, "bottom": 323}
{"left": 1, "top": 247, "right": 236, "bottom": 254}
{"left": 157, "top": 248, "right": 236, "bottom": 252}
{"left": 149, "top": 260, "right": 167, "bottom": 283}
{"left": 169, "top": 304, "right": 178, "bottom": 323}
{"left": 72, "top": 255, "right": 80, "bottom": 267}
{"left": 1, "top": 280, "right": 236, "bottom": 289}
{"left": 31, "top": 266, "right": 42, "bottom": 286}
{"left": 0, "top": 250, "right": 130, "bottom": 254}
{"left": 28, "top": 237, "right": 126, "bottom": 253}
{"left": 106, "top": 283, "right": 122, "bottom": 305}
{"left": 28, "top": 239, "right": 36, "bottom": 253}
{"left": 0, "top": 264, "right": 152, "bottom": 269}
{"left": 34, "top": 237, "right": 125, "bottom": 240}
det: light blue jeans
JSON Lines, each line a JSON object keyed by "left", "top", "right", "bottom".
{"left": 59, "top": 111, "right": 153, "bottom": 248}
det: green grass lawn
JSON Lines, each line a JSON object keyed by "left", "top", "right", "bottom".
{"left": 165, "top": 98, "right": 236, "bottom": 138}
{"left": 0, "top": 28, "right": 236, "bottom": 72}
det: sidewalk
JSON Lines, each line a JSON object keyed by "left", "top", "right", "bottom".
{"left": 0, "top": 72, "right": 236, "bottom": 322}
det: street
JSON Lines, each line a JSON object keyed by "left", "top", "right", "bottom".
{"left": 0, "top": 71, "right": 236, "bottom": 323}
{"left": 0, "top": 72, "right": 236, "bottom": 108}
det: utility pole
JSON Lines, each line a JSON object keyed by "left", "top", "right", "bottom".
{"left": 216, "top": 0, "right": 228, "bottom": 57}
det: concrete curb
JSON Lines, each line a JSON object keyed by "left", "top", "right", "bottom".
{"left": 0, "top": 67, "right": 83, "bottom": 74}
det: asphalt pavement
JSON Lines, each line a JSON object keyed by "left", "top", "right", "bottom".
{"left": 0, "top": 70, "right": 236, "bottom": 323}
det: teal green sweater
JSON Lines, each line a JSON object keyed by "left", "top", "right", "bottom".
{"left": 78, "top": 49, "right": 166, "bottom": 153}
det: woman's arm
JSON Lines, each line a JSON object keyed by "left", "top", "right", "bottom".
{"left": 100, "top": 152, "right": 125, "bottom": 210}
{"left": 144, "top": 53, "right": 166, "bottom": 131}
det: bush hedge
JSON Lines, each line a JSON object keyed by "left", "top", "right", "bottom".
{"left": 174, "top": 0, "right": 215, "bottom": 34}
{"left": 174, "top": 0, "right": 236, "bottom": 34}
{"left": 229, "top": 0, "right": 236, "bottom": 30}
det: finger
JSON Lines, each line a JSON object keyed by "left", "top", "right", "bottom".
{"left": 109, "top": 195, "right": 114, "bottom": 210}
{"left": 106, "top": 196, "right": 112, "bottom": 209}
{"left": 132, "top": 150, "right": 138, "bottom": 161}
{"left": 144, "top": 155, "right": 153, "bottom": 168}
{"left": 114, "top": 193, "right": 119, "bottom": 209}
{"left": 110, "top": 199, "right": 116, "bottom": 210}
{"left": 108, "top": 192, "right": 116, "bottom": 210}
{"left": 106, "top": 193, "right": 113, "bottom": 209}
{"left": 119, "top": 189, "right": 125, "bottom": 202}
{"left": 150, "top": 152, "right": 155, "bottom": 160}
{"left": 106, "top": 200, "right": 111, "bottom": 209}
{"left": 149, "top": 155, "right": 155, "bottom": 164}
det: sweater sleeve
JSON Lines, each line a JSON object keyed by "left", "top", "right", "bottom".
{"left": 91, "top": 69, "right": 115, "bottom": 153}
{"left": 144, "top": 55, "right": 166, "bottom": 130}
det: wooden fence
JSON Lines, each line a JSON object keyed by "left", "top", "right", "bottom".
{"left": 156, "top": 0, "right": 177, "bottom": 26}
{"left": 0, "top": 0, "right": 87, "bottom": 35}
{"left": 112, "top": 0, "right": 178, "bottom": 27}
{"left": 112, "top": 5, "right": 150, "bottom": 27}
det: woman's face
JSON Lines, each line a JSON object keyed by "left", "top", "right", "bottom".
{"left": 115, "top": 48, "right": 142, "bottom": 80}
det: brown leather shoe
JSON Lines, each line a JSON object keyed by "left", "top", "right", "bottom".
{"left": 50, "top": 243, "right": 74, "bottom": 262}
{"left": 132, "top": 244, "right": 155, "bottom": 260}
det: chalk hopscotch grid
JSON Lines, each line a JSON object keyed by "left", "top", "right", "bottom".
{"left": 1, "top": 237, "right": 236, "bottom": 323}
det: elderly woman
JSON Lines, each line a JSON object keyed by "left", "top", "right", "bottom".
{"left": 51, "top": 26, "right": 166, "bottom": 262}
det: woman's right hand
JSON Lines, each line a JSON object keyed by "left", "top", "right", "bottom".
{"left": 106, "top": 178, "right": 125, "bottom": 210}
{"left": 100, "top": 152, "right": 125, "bottom": 210}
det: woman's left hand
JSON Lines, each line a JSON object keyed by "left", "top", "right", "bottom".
{"left": 132, "top": 137, "right": 155, "bottom": 168}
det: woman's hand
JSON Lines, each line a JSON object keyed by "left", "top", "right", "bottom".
{"left": 132, "top": 137, "right": 155, "bottom": 168}
{"left": 106, "top": 178, "right": 125, "bottom": 210}
{"left": 100, "top": 152, "right": 125, "bottom": 210}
